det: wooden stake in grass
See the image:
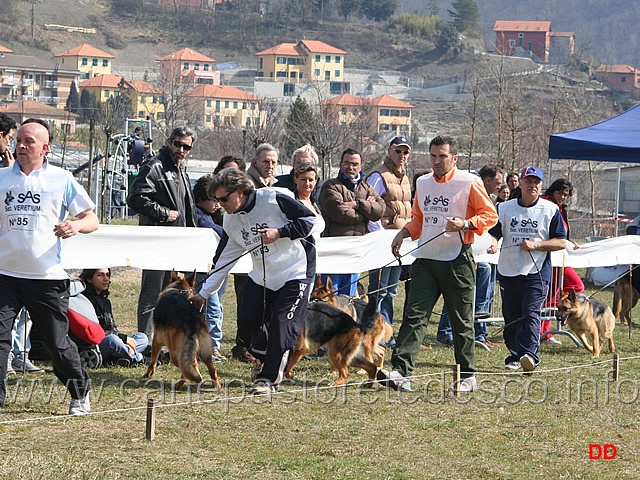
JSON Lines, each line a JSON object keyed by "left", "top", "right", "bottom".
{"left": 612, "top": 353, "right": 620, "bottom": 382}
{"left": 452, "top": 364, "right": 461, "bottom": 398}
{"left": 146, "top": 398, "right": 156, "bottom": 441}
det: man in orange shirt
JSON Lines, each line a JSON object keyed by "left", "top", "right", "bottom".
{"left": 381, "top": 135, "right": 498, "bottom": 393}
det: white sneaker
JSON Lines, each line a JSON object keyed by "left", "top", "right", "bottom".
{"left": 541, "top": 337, "right": 562, "bottom": 345}
{"left": 505, "top": 361, "right": 521, "bottom": 371}
{"left": 520, "top": 354, "right": 536, "bottom": 373}
{"left": 69, "top": 394, "right": 91, "bottom": 416}
{"left": 378, "top": 369, "right": 412, "bottom": 392}
{"left": 13, "top": 356, "right": 43, "bottom": 373}
{"left": 451, "top": 376, "right": 477, "bottom": 393}
{"left": 251, "top": 380, "right": 276, "bottom": 396}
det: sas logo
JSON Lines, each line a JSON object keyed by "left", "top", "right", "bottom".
{"left": 250, "top": 223, "right": 268, "bottom": 235}
{"left": 520, "top": 218, "right": 538, "bottom": 228}
{"left": 431, "top": 195, "right": 449, "bottom": 207}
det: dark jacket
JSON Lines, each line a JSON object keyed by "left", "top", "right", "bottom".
{"left": 274, "top": 169, "right": 324, "bottom": 205}
{"left": 80, "top": 285, "right": 127, "bottom": 343}
{"left": 319, "top": 171, "right": 385, "bottom": 237}
{"left": 127, "top": 146, "right": 197, "bottom": 227}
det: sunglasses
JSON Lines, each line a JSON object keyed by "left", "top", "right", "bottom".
{"left": 172, "top": 140, "right": 193, "bottom": 151}
{"left": 213, "top": 190, "right": 234, "bottom": 203}
{"left": 393, "top": 149, "right": 410, "bottom": 155}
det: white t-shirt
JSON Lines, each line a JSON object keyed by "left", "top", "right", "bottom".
{"left": 0, "top": 160, "right": 95, "bottom": 279}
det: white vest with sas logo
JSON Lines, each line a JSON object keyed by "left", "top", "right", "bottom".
{"left": 413, "top": 170, "right": 473, "bottom": 261}
{"left": 496, "top": 198, "right": 558, "bottom": 277}
{"left": 223, "top": 188, "right": 310, "bottom": 290}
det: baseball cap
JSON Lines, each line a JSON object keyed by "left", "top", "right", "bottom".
{"left": 521, "top": 166, "right": 544, "bottom": 180}
{"left": 389, "top": 136, "right": 411, "bottom": 150}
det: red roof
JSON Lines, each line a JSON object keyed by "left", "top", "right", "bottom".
{"left": 256, "top": 43, "right": 299, "bottom": 56}
{"left": 0, "top": 44, "right": 13, "bottom": 54}
{"left": 159, "top": 48, "right": 214, "bottom": 63}
{"left": 596, "top": 64, "right": 640, "bottom": 74}
{"left": 185, "top": 84, "right": 258, "bottom": 101}
{"left": 298, "top": 40, "right": 346, "bottom": 54}
{"left": 124, "top": 79, "right": 163, "bottom": 94}
{"left": 493, "top": 21, "right": 551, "bottom": 32}
{"left": 370, "top": 94, "right": 413, "bottom": 108}
{"left": 256, "top": 40, "right": 346, "bottom": 56}
{"left": 323, "top": 93, "right": 413, "bottom": 109}
{"left": 55, "top": 43, "right": 114, "bottom": 58}
{"left": 0, "top": 100, "right": 79, "bottom": 117}
{"left": 79, "top": 74, "right": 123, "bottom": 88}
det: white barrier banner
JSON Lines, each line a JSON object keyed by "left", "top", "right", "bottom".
{"left": 61, "top": 225, "right": 640, "bottom": 273}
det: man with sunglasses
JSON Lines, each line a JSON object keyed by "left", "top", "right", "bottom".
{"left": 364, "top": 136, "right": 412, "bottom": 347}
{"left": 127, "top": 126, "right": 198, "bottom": 341}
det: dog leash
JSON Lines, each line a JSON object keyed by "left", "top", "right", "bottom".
{"left": 311, "top": 230, "right": 447, "bottom": 301}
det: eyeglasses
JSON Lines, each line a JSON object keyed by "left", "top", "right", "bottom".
{"left": 393, "top": 149, "right": 410, "bottom": 156}
{"left": 172, "top": 140, "right": 193, "bottom": 151}
{"left": 213, "top": 190, "right": 234, "bottom": 203}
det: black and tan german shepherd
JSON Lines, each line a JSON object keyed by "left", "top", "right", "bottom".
{"left": 612, "top": 266, "right": 640, "bottom": 325}
{"left": 558, "top": 288, "right": 615, "bottom": 359}
{"left": 142, "top": 271, "right": 221, "bottom": 389}
{"left": 285, "top": 292, "right": 392, "bottom": 386}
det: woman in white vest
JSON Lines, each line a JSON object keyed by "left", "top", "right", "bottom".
{"left": 488, "top": 166, "right": 567, "bottom": 373}
{"left": 190, "top": 168, "right": 319, "bottom": 396}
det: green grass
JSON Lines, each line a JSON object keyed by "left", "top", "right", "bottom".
{"left": 1, "top": 270, "right": 639, "bottom": 479}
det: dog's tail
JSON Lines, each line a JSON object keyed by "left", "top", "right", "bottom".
{"left": 358, "top": 294, "right": 380, "bottom": 334}
{"left": 180, "top": 334, "right": 203, "bottom": 383}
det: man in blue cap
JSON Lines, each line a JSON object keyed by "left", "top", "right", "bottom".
{"left": 488, "top": 166, "right": 567, "bottom": 373}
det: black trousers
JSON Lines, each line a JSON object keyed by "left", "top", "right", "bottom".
{"left": 0, "top": 274, "right": 91, "bottom": 405}
{"left": 238, "top": 278, "right": 310, "bottom": 385}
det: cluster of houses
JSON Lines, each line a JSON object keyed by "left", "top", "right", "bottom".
{"left": 0, "top": 40, "right": 414, "bottom": 142}
{"left": 1, "top": 19, "right": 638, "bottom": 142}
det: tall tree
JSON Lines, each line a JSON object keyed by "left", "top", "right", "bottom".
{"left": 447, "top": 0, "right": 480, "bottom": 36}
{"left": 339, "top": 0, "right": 361, "bottom": 19}
{"left": 428, "top": 0, "right": 439, "bottom": 16}
{"left": 65, "top": 81, "right": 80, "bottom": 114}
{"left": 80, "top": 89, "right": 97, "bottom": 120}
{"left": 284, "top": 96, "right": 314, "bottom": 156}
{"left": 360, "top": 0, "right": 397, "bottom": 22}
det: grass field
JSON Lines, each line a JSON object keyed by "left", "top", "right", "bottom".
{"left": 1, "top": 268, "right": 639, "bottom": 479}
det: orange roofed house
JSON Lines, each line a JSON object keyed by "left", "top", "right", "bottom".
{"left": 78, "top": 74, "right": 165, "bottom": 121}
{"left": 595, "top": 65, "right": 640, "bottom": 95}
{"left": 0, "top": 100, "right": 79, "bottom": 134}
{"left": 494, "top": 20, "right": 574, "bottom": 63}
{"left": 55, "top": 44, "right": 115, "bottom": 79}
{"left": 185, "top": 84, "right": 264, "bottom": 129}
{"left": 322, "top": 93, "right": 413, "bottom": 138}
{"left": 256, "top": 39, "right": 348, "bottom": 95}
{"left": 159, "top": 48, "right": 220, "bottom": 86}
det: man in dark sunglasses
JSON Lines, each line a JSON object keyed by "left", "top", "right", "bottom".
{"left": 127, "top": 126, "right": 198, "bottom": 343}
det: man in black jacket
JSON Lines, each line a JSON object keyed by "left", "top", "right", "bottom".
{"left": 127, "top": 126, "right": 197, "bottom": 339}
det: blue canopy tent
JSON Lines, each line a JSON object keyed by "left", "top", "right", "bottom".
{"left": 548, "top": 104, "right": 640, "bottom": 235}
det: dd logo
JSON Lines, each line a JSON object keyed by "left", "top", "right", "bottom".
{"left": 589, "top": 444, "right": 617, "bottom": 460}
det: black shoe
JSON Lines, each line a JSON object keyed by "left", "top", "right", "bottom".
{"left": 116, "top": 358, "right": 131, "bottom": 368}
{"left": 232, "top": 347, "right": 256, "bottom": 363}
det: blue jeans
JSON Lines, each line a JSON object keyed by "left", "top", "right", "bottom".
{"left": 205, "top": 291, "right": 223, "bottom": 349}
{"left": 368, "top": 266, "right": 402, "bottom": 325}
{"left": 100, "top": 332, "right": 149, "bottom": 364}
{"left": 437, "top": 262, "right": 496, "bottom": 342}
{"left": 197, "top": 273, "right": 225, "bottom": 350}
{"left": 11, "top": 308, "right": 31, "bottom": 359}
{"left": 321, "top": 273, "right": 359, "bottom": 296}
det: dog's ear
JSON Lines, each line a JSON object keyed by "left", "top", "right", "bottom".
{"left": 568, "top": 288, "right": 576, "bottom": 301}
{"left": 185, "top": 270, "right": 197, "bottom": 287}
{"left": 325, "top": 275, "right": 333, "bottom": 292}
{"left": 170, "top": 269, "right": 180, "bottom": 282}
{"left": 314, "top": 275, "right": 323, "bottom": 289}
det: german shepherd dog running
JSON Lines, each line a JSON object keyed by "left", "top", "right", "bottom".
{"left": 613, "top": 266, "right": 640, "bottom": 325}
{"left": 285, "top": 292, "right": 393, "bottom": 386}
{"left": 557, "top": 288, "right": 615, "bottom": 359}
{"left": 310, "top": 275, "right": 390, "bottom": 366}
{"left": 143, "top": 271, "right": 221, "bottom": 389}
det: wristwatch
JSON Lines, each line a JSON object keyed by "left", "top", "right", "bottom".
{"left": 462, "top": 219, "right": 470, "bottom": 231}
